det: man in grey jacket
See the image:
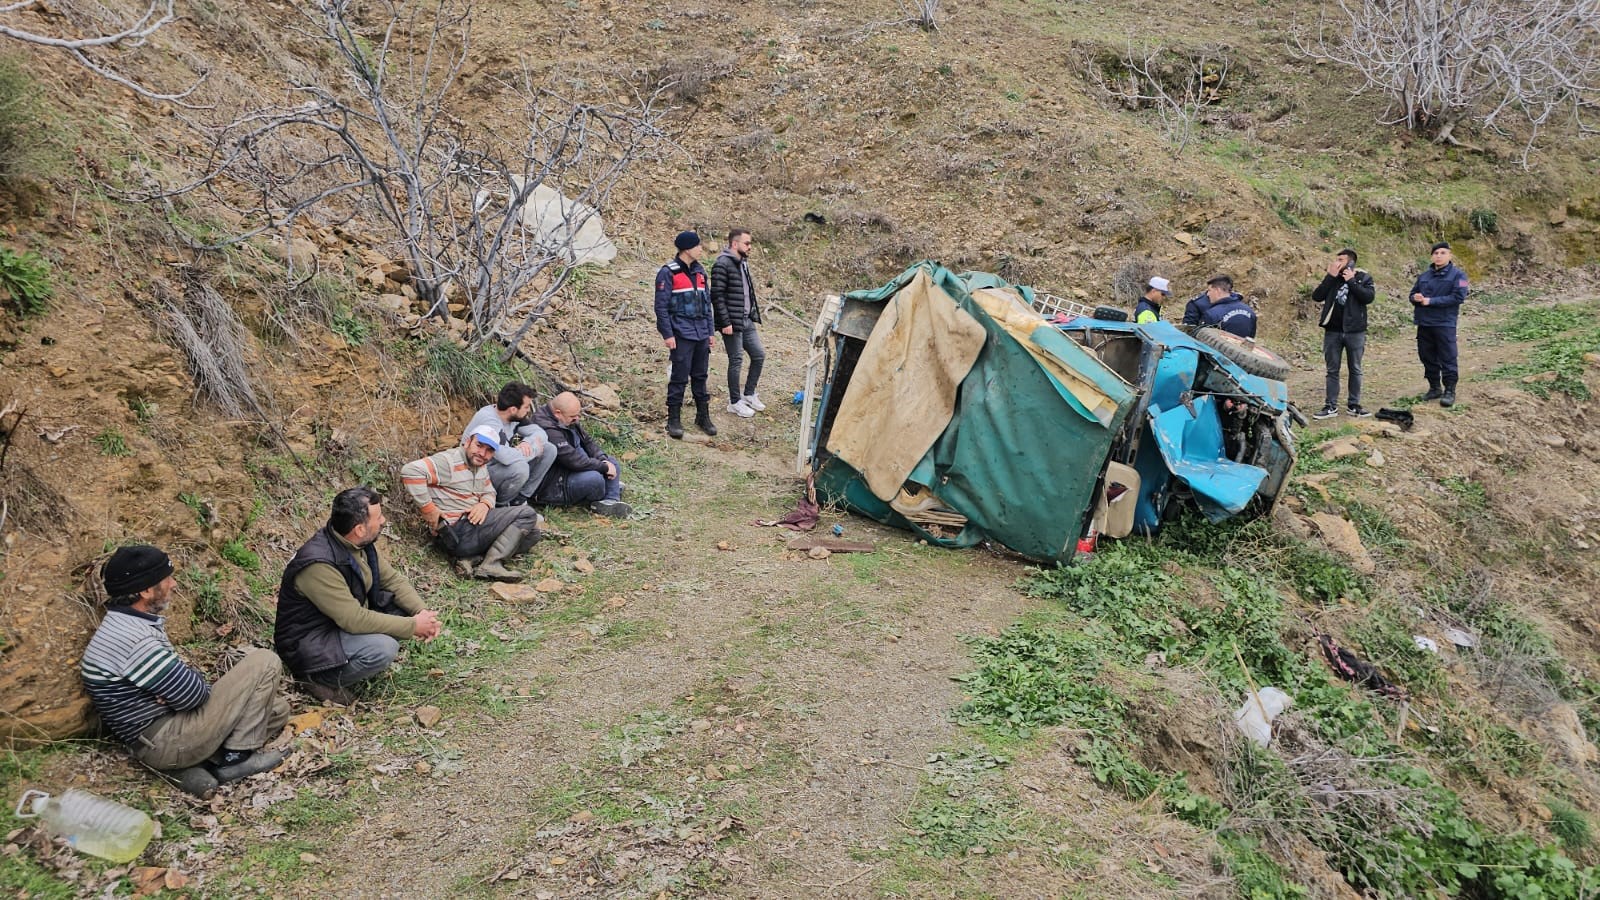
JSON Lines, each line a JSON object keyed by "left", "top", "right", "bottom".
{"left": 710, "top": 229, "right": 767, "bottom": 418}
{"left": 1310, "top": 248, "right": 1377, "bottom": 418}
{"left": 460, "top": 382, "right": 556, "bottom": 506}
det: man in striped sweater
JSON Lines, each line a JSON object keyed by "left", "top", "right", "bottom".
{"left": 81, "top": 545, "right": 289, "bottom": 796}
{"left": 400, "top": 425, "right": 542, "bottom": 581}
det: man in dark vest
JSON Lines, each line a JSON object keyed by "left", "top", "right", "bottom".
{"left": 274, "top": 487, "right": 441, "bottom": 705}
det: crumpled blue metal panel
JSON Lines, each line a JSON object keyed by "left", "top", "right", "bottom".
{"left": 1148, "top": 396, "right": 1269, "bottom": 520}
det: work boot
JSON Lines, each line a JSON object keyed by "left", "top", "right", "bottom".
{"left": 474, "top": 527, "right": 526, "bottom": 582}
{"left": 590, "top": 499, "right": 633, "bottom": 518}
{"left": 305, "top": 680, "right": 355, "bottom": 707}
{"left": 160, "top": 765, "right": 219, "bottom": 798}
{"left": 1423, "top": 384, "right": 1443, "bottom": 401}
{"left": 1441, "top": 388, "right": 1456, "bottom": 408}
{"left": 210, "top": 749, "right": 284, "bottom": 784}
{"left": 666, "top": 405, "right": 684, "bottom": 440}
{"left": 694, "top": 400, "right": 718, "bottom": 436}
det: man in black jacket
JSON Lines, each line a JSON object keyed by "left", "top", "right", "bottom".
{"left": 1311, "top": 248, "right": 1377, "bottom": 418}
{"left": 529, "top": 392, "right": 632, "bottom": 518}
{"left": 710, "top": 228, "right": 767, "bottom": 419}
{"left": 275, "top": 487, "right": 441, "bottom": 705}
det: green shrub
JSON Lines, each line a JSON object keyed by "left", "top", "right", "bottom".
{"left": 221, "top": 537, "right": 259, "bottom": 571}
{"left": 0, "top": 245, "right": 52, "bottom": 317}
{"left": 92, "top": 428, "right": 132, "bottom": 457}
{"left": 953, "top": 626, "right": 1126, "bottom": 738}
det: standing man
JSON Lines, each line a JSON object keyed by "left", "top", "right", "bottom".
{"left": 1311, "top": 248, "right": 1377, "bottom": 419}
{"left": 1410, "top": 241, "right": 1469, "bottom": 407}
{"left": 400, "top": 426, "right": 542, "bottom": 581}
{"left": 1134, "top": 276, "right": 1170, "bottom": 324}
{"left": 82, "top": 545, "right": 289, "bottom": 795}
{"left": 529, "top": 391, "right": 632, "bottom": 518}
{"left": 654, "top": 231, "right": 722, "bottom": 439}
{"left": 1184, "top": 274, "right": 1257, "bottom": 337}
{"left": 710, "top": 228, "right": 767, "bottom": 418}
{"left": 461, "top": 382, "right": 556, "bottom": 507}
{"left": 274, "top": 487, "right": 442, "bottom": 705}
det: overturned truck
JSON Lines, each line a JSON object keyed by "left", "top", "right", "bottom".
{"left": 797, "top": 261, "right": 1298, "bottom": 564}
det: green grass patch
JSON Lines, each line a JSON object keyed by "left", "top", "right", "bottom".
{"left": 91, "top": 428, "right": 132, "bottom": 457}
{"left": 0, "top": 244, "right": 53, "bottom": 317}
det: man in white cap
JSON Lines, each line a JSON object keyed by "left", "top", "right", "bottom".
{"left": 1135, "top": 277, "right": 1171, "bottom": 324}
{"left": 400, "top": 426, "right": 542, "bottom": 581}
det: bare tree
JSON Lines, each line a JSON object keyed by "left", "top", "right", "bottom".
{"left": 901, "top": 0, "right": 941, "bottom": 32}
{"left": 1092, "top": 43, "right": 1233, "bottom": 155}
{"left": 141, "top": 0, "right": 668, "bottom": 358}
{"left": 0, "top": 0, "right": 198, "bottom": 100}
{"left": 1297, "top": 0, "right": 1600, "bottom": 159}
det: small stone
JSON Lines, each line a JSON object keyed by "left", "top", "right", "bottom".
{"left": 414, "top": 705, "right": 443, "bottom": 728}
{"left": 489, "top": 583, "right": 539, "bottom": 602}
{"left": 1522, "top": 371, "right": 1559, "bottom": 384}
{"left": 573, "top": 558, "right": 595, "bottom": 574}
{"left": 535, "top": 578, "right": 563, "bottom": 593}
{"left": 414, "top": 760, "right": 432, "bottom": 775}
{"left": 571, "top": 810, "right": 594, "bottom": 823}
{"left": 807, "top": 546, "right": 831, "bottom": 560}
{"left": 550, "top": 856, "right": 568, "bottom": 866}
{"left": 1541, "top": 435, "right": 1566, "bottom": 448}
{"left": 299, "top": 852, "right": 321, "bottom": 864}
{"left": 717, "top": 541, "right": 733, "bottom": 551}
{"left": 692, "top": 718, "right": 712, "bottom": 732}
{"left": 604, "top": 595, "right": 628, "bottom": 609}
{"left": 1365, "top": 449, "right": 1386, "bottom": 468}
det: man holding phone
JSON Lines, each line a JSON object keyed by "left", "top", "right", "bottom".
{"left": 1311, "top": 248, "right": 1376, "bottom": 418}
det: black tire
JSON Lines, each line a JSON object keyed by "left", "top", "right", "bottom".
{"left": 1193, "top": 326, "right": 1292, "bottom": 380}
{"left": 1092, "top": 305, "right": 1129, "bottom": 322}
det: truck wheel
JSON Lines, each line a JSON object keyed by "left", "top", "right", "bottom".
{"left": 1193, "top": 327, "right": 1291, "bottom": 380}
{"left": 1092, "top": 305, "right": 1129, "bottom": 322}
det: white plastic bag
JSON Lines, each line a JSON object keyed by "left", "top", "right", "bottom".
{"left": 1234, "top": 687, "right": 1293, "bottom": 748}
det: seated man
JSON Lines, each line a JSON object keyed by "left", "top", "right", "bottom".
{"left": 401, "top": 425, "right": 542, "bottom": 581}
{"left": 460, "top": 381, "right": 557, "bottom": 507}
{"left": 529, "top": 391, "right": 632, "bottom": 518}
{"left": 274, "top": 487, "right": 442, "bottom": 705}
{"left": 82, "top": 545, "right": 289, "bottom": 796}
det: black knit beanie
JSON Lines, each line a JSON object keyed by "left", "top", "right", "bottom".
{"left": 103, "top": 545, "right": 173, "bottom": 598}
{"left": 674, "top": 231, "right": 701, "bottom": 252}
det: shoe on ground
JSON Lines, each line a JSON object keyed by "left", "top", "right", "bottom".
{"left": 1441, "top": 390, "right": 1456, "bottom": 408}
{"left": 210, "top": 749, "right": 284, "bottom": 784}
{"left": 305, "top": 680, "right": 356, "bottom": 707}
{"left": 1312, "top": 405, "right": 1339, "bottom": 420}
{"left": 1348, "top": 405, "right": 1373, "bottom": 418}
{"left": 474, "top": 561, "right": 524, "bottom": 582}
{"left": 161, "top": 765, "right": 219, "bottom": 798}
{"left": 743, "top": 393, "right": 766, "bottom": 411}
{"left": 728, "top": 399, "right": 755, "bottom": 418}
{"left": 590, "top": 499, "right": 633, "bottom": 519}
{"left": 1423, "top": 386, "right": 1443, "bottom": 401}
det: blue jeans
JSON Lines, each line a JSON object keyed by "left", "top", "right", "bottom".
{"left": 487, "top": 441, "right": 556, "bottom": 504}
{"left": 535, "top": 458, "right": 622, "bottom": 507}
{"left": 310, "top": 632, "right": 399, "bottom": 688}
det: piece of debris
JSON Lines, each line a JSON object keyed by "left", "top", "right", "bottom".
{"left": 1412, "top": 635, "right": 1439, "bottom": 654}
{"left": 1441, "top": 626, "right": 1479, "bottom": 649}
{"left": 756, "top": 472, "right": 821, "bottom": 531}
{"left": 787, "top": 537, "right": 877, "bottom": 554}
{"left": 1234, "top": 687, "right": 1292, "bottom": 748}
{"left": 1317, "top": 634, "right": 1407, "bottom": 700}
{"left": 1375, "top": 408, "right": 1414, "bottom": 431}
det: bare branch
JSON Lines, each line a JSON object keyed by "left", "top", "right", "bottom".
{"left": 0, "top": 0, "right": 203, "bottom": 102}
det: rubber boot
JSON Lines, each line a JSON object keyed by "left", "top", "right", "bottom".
{"left": 210, "top": 749, "right": 284, "bottom": 784}
{"left": 160, "top": 765, "right": 220, "bottom": 798}
{"left": 666, "top": 405, "right": 684, "bottom": 440}
{"left": 474, "top": 527, "right": 526, "bottom": 582}
{"left": 694, "top": 399, "right": 718, "bottom": 436}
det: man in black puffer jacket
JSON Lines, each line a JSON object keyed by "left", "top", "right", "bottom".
{"left": 710, "top": 228, "right": 767, "bottom": 419}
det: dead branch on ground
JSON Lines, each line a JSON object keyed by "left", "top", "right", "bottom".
{"left": 0, "top": 0, "right": 201, "bottom": 101}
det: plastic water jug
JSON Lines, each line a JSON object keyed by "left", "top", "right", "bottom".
{"left": 15, "top": 788, "right": 156, "bottom": 862}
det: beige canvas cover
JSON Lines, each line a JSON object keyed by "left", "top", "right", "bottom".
{"left": 968, "top": 287, "right": 1127, "bottom": 427}
{"left": 825, "top": 269, "right": 986, "bottom": 501}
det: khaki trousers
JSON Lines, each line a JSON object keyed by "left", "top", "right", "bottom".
{"left": 132, "top": 648, "right": 291, "bottom": 770}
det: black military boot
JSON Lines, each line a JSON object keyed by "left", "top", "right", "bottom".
{"left": 666, "top": 405, "right": 684, "bottom": 439}
{"left": 1441, "top": 383, "right": 1456, "bottom": 408}
{"left": 694, "top": 399, "right": 718, "bottom": 436}
{"left": 1423, "top": 383, "right": 1443, "bottom": 401}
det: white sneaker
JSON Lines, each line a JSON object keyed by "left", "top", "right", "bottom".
{"left": 727, "top": 399, "right": 755, "bottom": 418}
{"left": 743, "top": 393, "right": 766, "bottom": 411}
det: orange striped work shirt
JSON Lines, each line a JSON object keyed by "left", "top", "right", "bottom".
{"left": 399, "top": 446, "right": 494, "bottom": 524}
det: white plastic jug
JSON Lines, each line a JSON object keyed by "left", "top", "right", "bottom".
{"left": 15, "top": 788, "right": 156, "bottom": 863}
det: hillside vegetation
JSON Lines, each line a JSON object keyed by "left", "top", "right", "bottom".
{"left": 1, "top": 0, "right": 1598, "bottom": 896}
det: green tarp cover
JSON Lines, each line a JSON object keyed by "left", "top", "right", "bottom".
{"left": 815, "top": 262, "right": 1137, "bottom": 563}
